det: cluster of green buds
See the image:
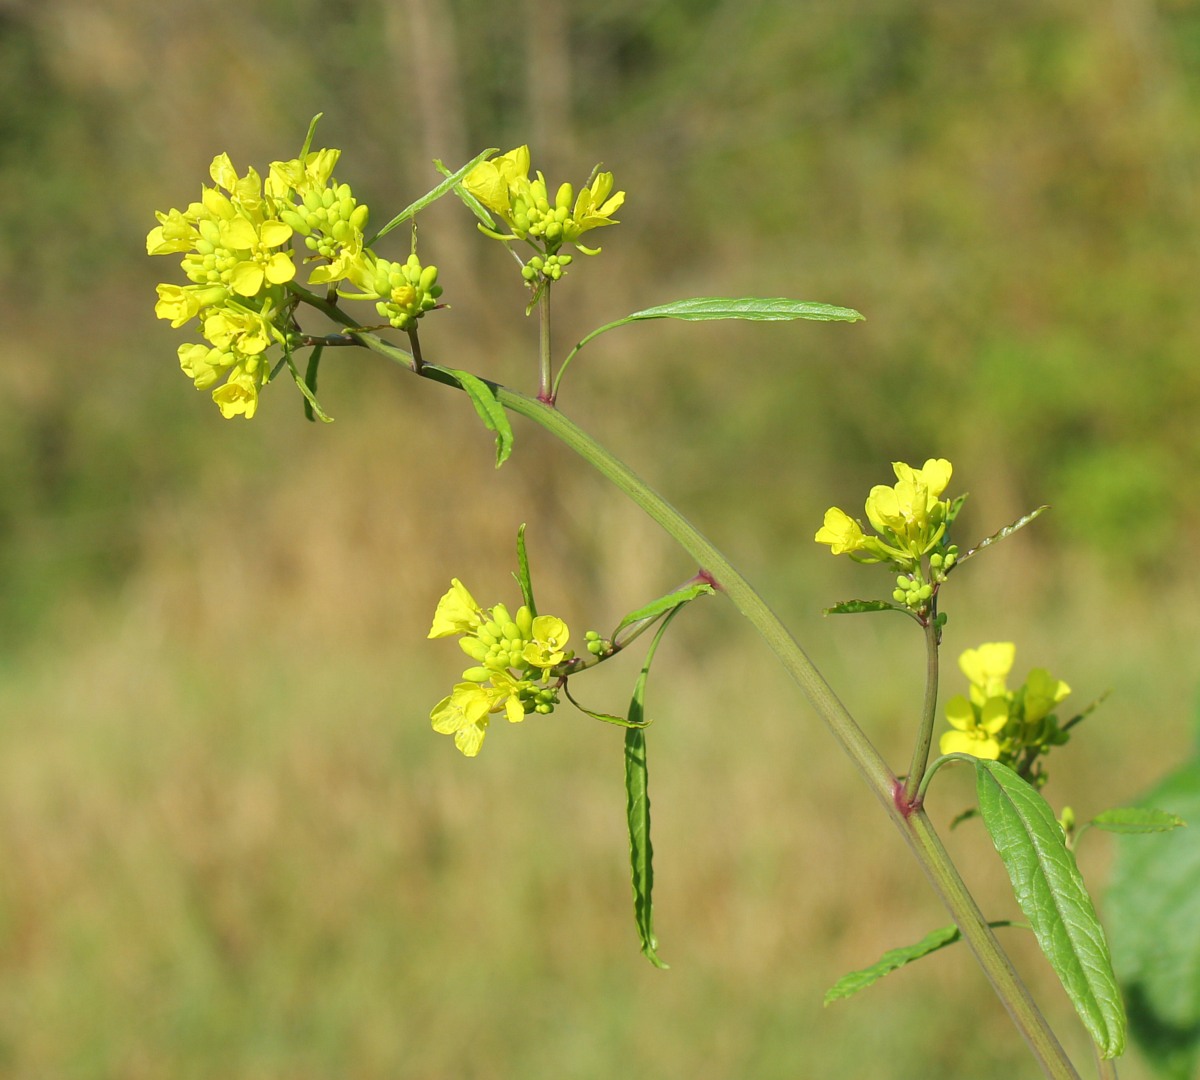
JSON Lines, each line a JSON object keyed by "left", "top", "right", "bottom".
{"left": 939, "top": 643, "right": 1072, "bottom": 779}
{"left": 148, "top": 133, "right": 443, "bottom": 418}
{"left": 463, "top": 145, "right": 624, "bottom": 290}
{"left": 427, "top": 579, "right": 572, "bottom": 757}
{"left": 343, "top": 252, "right": 442, "bottom": 331}
{"left": 815, "top": 458, "right": 959, "bottom": 618}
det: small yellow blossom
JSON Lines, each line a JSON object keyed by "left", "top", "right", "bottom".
{"left": 959, "top": 642, "right": 1016, "bottom": 706}
{"left": 1023, "top": 668, "right": 1071, "bottom": 723}
{"left": 429, "top": 579, "right": 484, "bottom": 638}
{"left": 939, "top": 694, "right": 1009, "bottom": 759}
{"left": 524, "top": 615, "right": 570, "bottom": 669}
{"left": 814, "top": 507, "right": 869, "bottom": 556}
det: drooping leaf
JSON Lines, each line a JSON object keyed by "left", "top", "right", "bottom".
{"left": 302, "top": 344, "right": 324, "bottom": 423}
{"left": 444, "top": 367, "right": 513, "bottom": 467}
{"left": 822, "top": 599, "right": 911, "bottom": 617}
{"left": 625, "top": 609, "right": 681, "bottom": 970}
{"left": 512, "top": 523, "right": 536, "bottom": 615}
{"left": 285, "top": 352, "right": 333, "bottom": 423}
{"left": 561, "top": 683, "right": 649, "bottom": 729}
{"left": 976, "top": 760, "right": 1125, "bottom": 1058}
{"left": 367, "top": 148, "right": 498, "bottom": 244}
{"left": 1107, "top": 754, "right": 1200, "bottom": 1079}
{"left": 1091, "top": 807, "right": 1185, "bottom": 835}
{"left": 824, "top": 921, "right": 1022, "bottom": 1006}
{"left": 955, "top": 506, "right": 1049, "bottom": 567}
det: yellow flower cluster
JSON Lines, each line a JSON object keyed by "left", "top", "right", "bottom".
{"left": 427, "top": 579, "right": 571, "bottom": 756}
{"left": 939, "top": 642, "right": 1071, "bottom": 767}
{"left": 816, "top": 458, "right": 954, "bottom": 565}
{"left": 463, "top": 146, "right": 625, "bottom": 282}
{"left": 148, "top": 143, "right": 442, "bottom": 418}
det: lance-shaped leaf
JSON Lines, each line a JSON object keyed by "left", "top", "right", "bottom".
{"left": 512, "top": 523, "right": 537, "bottom": 615}
{"left": 285, "top": 352, "right": 333, "bottom": 423}
{"left": 625, "top": 609, "right": 681, "bottom": 970}
{"left": 302, "top": 345, "right": 324, "bottom": 423}
{"left": 442, "top": 367, "right": 513, "bottom": 468}
{"left": 976, "top": 760, "right": 1126, "bottom": 1058}
{"left": 551, "top": 296, "right": 865, "bottom": 397}
{"left": 367, "top": 148, "right": 498, "bottom": 245}
{"left": 822, "top": 599, "right": 912, "bottom": 617}
{"left": 561, "top": 683, "right": 649, "bottom": 729}
{"left": 1090, "top": 807, "right": 1185, "bottom": 835}
{"left": 824, "top": 921, "right": 1022, "bottom": 1006}
{"left": 571, "top": 296, "right": 863, "bottom": 354}
{"left": 954, "top": 506, "right": 1049, "bottom": 568}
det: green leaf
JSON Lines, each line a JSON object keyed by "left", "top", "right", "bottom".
{"left": 561, "top": 683, "right": 649, "bottom": 729}
{"left": 552, "top": 296, "right": 863, "bottom": 399}
{"left": 299, "top": 113, "right": 323, "bottom": 158}
{"left": 613, "top": 582, "right": 715, "bottom": 637}
{"left": 625, "top": 609, "right": 681, "bottom": 970}
{"left": 302, "top": 345, "right": 324, "bottom": 423}
{"left": 1107, "top": 755, "right": 1200, "bottom": 1078}
{"left": 975, "top": 760, "right": 1126, "bottom": 1058}
{"left": 955, "top": 505, "right": 1049, "bottom": 567}
{"left": 444, "top": 368, "right": 513, "bottom": 467}
{"left": 1091, "top": 807, "right": 1185, "bottom": 835}
{"left": 825, "top": 925, "right": 961, "bottom": 1005}
{"left": 619, "top": 296, "right": 865, "bottom": 324}
{"left": 285, "top": 352, "right": 333, "bottom": 423}
{"left": 512, "top": 523, "right": 536, "bottom": 615}
{"left": 367, "top": 148, "right": 498, "bottom": 245}
{"left": 822, "top": 599, "right": 910, "bottom": 617}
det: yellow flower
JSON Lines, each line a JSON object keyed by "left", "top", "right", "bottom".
{"left": 464, "top": 146, "right": 531, "bottom": 219}
{"left": 1023, "top": 668, "right": 1071, "bottom": 723}
{"left": 211, "top": 365, "right": 263, "bottom": 420}
{"left": 177, "top": 343, "right": 236, "bottom": 390}
{"left": 959, "top": 642, "right": 1016, "bottom": 706}
{"left": 202, "top": 305, "right": 275, "bottom": 356}
{"left": 267, "top": 148, "right": 342, "bottom": 200}
{"left": 429, "top": 579, "right": 484, "bottom": 638}
{"left": 430, "top": 677, "right": 527, "bottom": 757}
{"left": 523, "top": 615, "right": 569, "bottom": 669}
{"left": 431, "top": 682, "right": 495, "bottom": 757}
{"left": 939, "top": 693, "right": 1009, "bottom": 759}
{"left": 154, "top": 283, "right": 228, "bottom": 328}
{"left": 864, "top": 458, "right": 953, "bottom": 559}
{"left": 815, "top": 507, "right": 868, "bottom": 556}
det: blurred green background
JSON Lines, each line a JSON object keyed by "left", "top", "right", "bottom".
{"left": 1, "top": 1, "right": 1198, "bottom": 1076}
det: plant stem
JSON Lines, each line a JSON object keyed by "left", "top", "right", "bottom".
{"left": 537, "top": 286, "right": 553, "bottom": 403}
{"left": 904, "top": 616, "right": 941, "bottom": 807}
{"left": 488, "top": 387, "right": 1081, "bottom": 1080}
{"left": 294, "top": 300, "right": 1082, "bottom": 1079}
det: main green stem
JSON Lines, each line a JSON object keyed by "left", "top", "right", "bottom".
{"left": 903, "top": 617, "right": 941, "bottom": 806}
{"left": 493, "top": 389, "right": 1080, "bottom": 1080}
{"left": 291, "top": 290, "right": 1080, "bottom": 1079}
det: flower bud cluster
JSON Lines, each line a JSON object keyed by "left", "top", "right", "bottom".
{"left": 344, "top": 252, "right": 443, "bottom": 331}
{"left": 426, "top": 578, "right": 572, "bottom": 756}
{"left": 939, "top": 642, "right": 1072, "bottom": 781}
{"left": 149, "top": 139, "right": 443, "bottom": 418}
{"left": 463, "top": 145, "right": 625, "bottom": 286}
{"left": 815, "top": 458, "right": 959, "bottom": 616}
